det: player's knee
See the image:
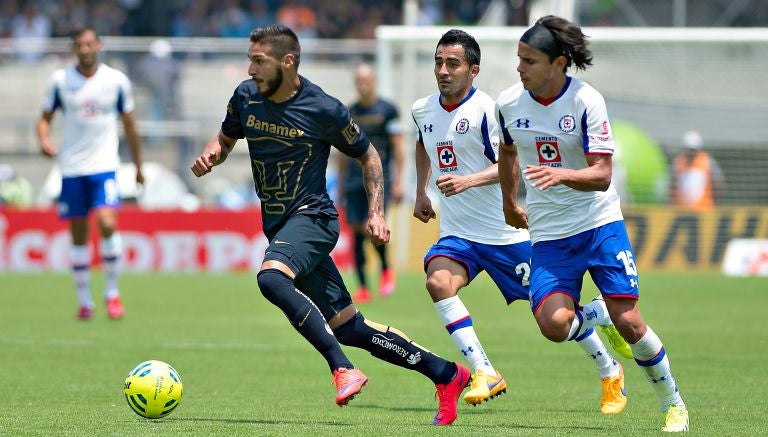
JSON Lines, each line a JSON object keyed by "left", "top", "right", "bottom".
{"left": 535, "top": 316, "right": 569, "bottom": 342}
{"left": 333, "top": 312, "right": 367, "bottom": 347}
{"left": 256, "top": 269, "right": 293, "bottom": 304}
{"left": 425, "top": 274, "right": 452, "bottom": 301}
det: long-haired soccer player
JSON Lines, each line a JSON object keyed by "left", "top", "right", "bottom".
{"left": 412, "top": 28, "right": 632, "bottom": 413}
{"left": 497, "top": 16, "right": 689, "bottom": 432}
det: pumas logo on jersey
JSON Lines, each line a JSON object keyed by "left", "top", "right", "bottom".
{"left": 455, "top": 118, "right": 470, "bottom": 134}
{"left": 558, "top": 115, "right": 576, "bottom": 133}
{"left": 536, "top": 136, "right": 563, "bottom": 167}
{"left": 436, "top": 142, "right": 458, "bottom": 172}
{"left": 341, "top": 119, "right": 361, "bottom": 144}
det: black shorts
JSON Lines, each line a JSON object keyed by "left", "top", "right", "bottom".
{"left": 344, "top": 186, "right": 390, "bottom": 225}
{"left": 263, "top": 213, "right": 352, "bottom": 320}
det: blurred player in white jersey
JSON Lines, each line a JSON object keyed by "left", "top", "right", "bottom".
{"left": 496, "top": 16, "right": 688, "bottom": 432}
{"left": 412, "top": 29, "right": 631, "bottom": 412}
{"left": 36, "top": 27, "right": 144, "bottom": 321}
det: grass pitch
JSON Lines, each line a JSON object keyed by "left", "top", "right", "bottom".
{"left": 0, "top": 270, "right": 765, "bottom": 436}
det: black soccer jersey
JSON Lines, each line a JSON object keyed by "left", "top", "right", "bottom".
{"left": 221, "top": 76, "right": 370, "bottom": 233}
{"left": 345, "top": 98, "right": 399, "bottom": 192}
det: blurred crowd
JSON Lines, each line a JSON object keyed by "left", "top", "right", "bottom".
{"left": 0, "top": 0, "right": 531, "bottom": 41}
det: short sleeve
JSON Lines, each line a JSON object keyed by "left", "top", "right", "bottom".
{"left": 582, "top": 91, "right": 614, "bottom": 155}
{"left": 116, "top": 72, "right": 136, "bottom": 114}
{"left": 324, "top": 99, "right": 370, "bottom": 158}
{"left": 40, "top": 71, "right": 61, "bottom": 113}
{"left": 220, "top": 87, "right": 245, "bottom": 140}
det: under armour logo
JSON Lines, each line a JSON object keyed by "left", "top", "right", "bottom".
{"left": 590, "top": 351, "right": 603, "bottom": 359}
{"left": 630, "top": 278, "right": 638, "bottom": 288}
{"left": 515, "top": 118, "right": 530, "bottom": 128}
{"left": 424, "top": 124, "right": 433, "bottom": 132}
{"left": 461, "top": 346, "right": 474, "bottom": 356}
{"left": 652, "top": 375, "right": 669, "bottom": 384}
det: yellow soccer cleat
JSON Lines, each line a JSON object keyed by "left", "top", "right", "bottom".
{"left": 463, "top": 369, "right": 507, "bottom": 405}
{"left": 662, "top": 404, "right": 689, "bottom": 432}
{"left": 600, "top": 324, "right": 634, "bottom": 360}
{"left": 592, "top": 295, "right": 634, "bottom": 360}
{"left": 600, "top": 363, "right": 627, "bottom": 414}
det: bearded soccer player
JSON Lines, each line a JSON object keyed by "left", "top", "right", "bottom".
{"left": 191, "top": 24, "right": 469, "bottom": 426}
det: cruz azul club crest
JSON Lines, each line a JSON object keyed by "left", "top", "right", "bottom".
{"left": 437, "top": 142, "right": 458, "bottom": 172}
{"left": 536, "top": 137, "right": 562, "bottom": 167}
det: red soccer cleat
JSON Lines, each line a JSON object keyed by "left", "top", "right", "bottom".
{"left": 77, "top": 306, "right": 93, "bottom": 321}
{"left": 353, "top": 286, "right": 372, "bottom": 304}
{"left": 333, "top": 367, "right": 368, "bottom": 406}
{"left": 433, "top": 362, "right": 471, "bottom": 426}
{"left": 379, "top": 268, "right": 396, "bottom": 297}
{"left": 106, "top": 296, "right": 124, "bottom": 320}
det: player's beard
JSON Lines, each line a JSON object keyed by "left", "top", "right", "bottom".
{"left": 259, "top": 68, "right": 283, "bottom": 98}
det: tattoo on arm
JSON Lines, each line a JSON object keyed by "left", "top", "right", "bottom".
{"left": 360, "top": 146, "right": 385, "bottom": 215}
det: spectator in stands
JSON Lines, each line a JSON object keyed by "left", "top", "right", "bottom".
{"left": 214, "top": 0, "right": 251, "bottom": 38}
{"left": 276, "top": 0, "right": 317, "bottom": 39}
{"left": 670, "top": 130, "right": 725, "bottom": 211}
{"left": 11, "top": 0, "right": 51, "bottom": 63}
{"left": 247, "top": 0, "right": 274, "bottom": 31}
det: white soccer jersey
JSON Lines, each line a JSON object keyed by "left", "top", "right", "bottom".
{"left": 41, "top": 63, "right": 135, "bottom": 177}
{"left": 412, "top": 88, "right": 529, "bottom": 245}
{"left": 495, "top": 77, "right": 623, "bottom": 243}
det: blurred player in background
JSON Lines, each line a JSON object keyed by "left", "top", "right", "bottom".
{"left": 191, "top": 24, "right": 469, "bottom": 426}
{"left": 413, "top": 28, "right": 631, "bottom": 412}
{"left": 36, "top": 26, "right": 144, "bottom": 321}
{"left": 496, "top": 15, "right": 689, "bottom": 432}
{"left": 337, "top": 63, "right": 404, "bottom": 304}
{"left": 671, "top": 130, "right": 725, "bottom": 211}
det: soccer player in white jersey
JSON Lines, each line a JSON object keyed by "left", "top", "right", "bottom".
{"left": 496, "top": 16, "right": 689, "bottom": 432}
{"left": 412, "top": 29, "right": 631, "bottom": 413}
{"left": 37, "top": 27, "right": 144, "bottom": 321}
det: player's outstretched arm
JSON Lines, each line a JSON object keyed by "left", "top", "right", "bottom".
{"left": 121, "top": 112, "right": 145, "bottom": 184}
{"left": 435, "top": 163, "right": 499, "bottom": 197}
{"left": 36, "top": 111, "right": 57, "bottom": 158}
{"left": 356, "top": 144, "right": 390, "bottom": 246}
{"left": 190, "top": 131, "right": 237, "bottom": 177}
{"left": 413, "top": 140, "right": 435, "bottom": 223}
{"left": 499, "top": 142, "right": 528, "bottom": 229}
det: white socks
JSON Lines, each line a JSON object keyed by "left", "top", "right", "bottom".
{"left": 575, "top": 328, "right": 619, "bottom": 378}
{"left": 630, "top": 325, "right": 686, "bottom": 411}
{"left": 70, "top": 245, "right": 92, "bottom": 307}
{"left": 100, "top": 234, "right": 123, "bottom": 299}
{"left": 434, "top": 296, "right": 496, "bottom": 376}
{"left": 567, "top": 299, "right": 610, "bottom": 341}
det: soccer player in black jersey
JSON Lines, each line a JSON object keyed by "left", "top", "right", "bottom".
{"left": 337, "top": 63, "right": 405, "bottom": 304}
{"left": 191, "top": 25, "right": 469, "bottom": 426}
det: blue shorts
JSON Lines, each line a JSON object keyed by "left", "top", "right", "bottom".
{"left": 423, "top": 235, "right": 531, "bottom": 304}
{"left": 529, "top": 220, "right": 640, "bottom": 313}
{"left": 58, "top": 171, "right": 120, "bottom": 219}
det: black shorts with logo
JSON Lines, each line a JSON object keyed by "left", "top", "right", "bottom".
{"left": 263, "top": 213, "right": 352, "bottom": 321}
